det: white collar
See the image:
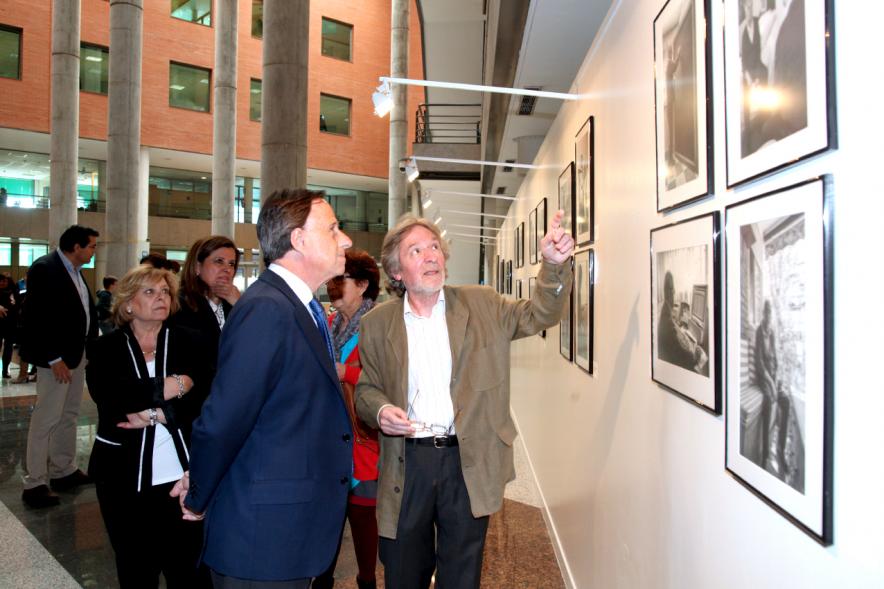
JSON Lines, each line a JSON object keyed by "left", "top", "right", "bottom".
{"left": 403, "top": 289, "right": 445, "bottom": 319}
{"left": 268, "top": 263, "right": 315, "bottom": 308}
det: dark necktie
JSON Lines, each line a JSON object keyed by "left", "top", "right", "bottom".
{"left": 308, "top": 298, "right": 335, "bottom": 362}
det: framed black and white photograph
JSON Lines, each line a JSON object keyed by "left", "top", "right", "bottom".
{"left": 558, "top": 163, "right": 575, "bottom": 239}
{"left": 516, "top": 278, "right": 523, "bottom": 300}
{"left": 650, "top": 212, "right": 721, "bottom": 413}
{"left": 515, "top": 222, "right": 525, "bottom": 268}
{"left": 723, "top": 0, "right": 836, "bottom": 187}
{"left": 498, "top": 257, "right": 505, "bottom": 293}
{"left": 506, "top": 260, "right": 513, "bottom": 295}
{"left": 529, "top": 209, "right": 538, "bottom": 265}
{"left": 535, "top": 197, "right": 548, "bottom": 262}
{"left": 574, "top": 117, "right": 595, "bottom": 244}
{"left": 559, "top": 257, "right": 573, "bottom": 361}
{"left": 574, "top": 249, "right": 595, "bottom": 374}
{"left": 725, "top": 176, "right": 833, "bottom": 544}
{"left": 528, "top": 277, "right": 546, "bottom": 339}
{"left": 653, "top": 0, "right": 713, "bottom": 211}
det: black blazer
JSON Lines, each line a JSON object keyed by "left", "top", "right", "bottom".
{"left": 20, "top": 251, "right": 98, "bottom": 368}
{"left": 85, "top": 323, "right": 210, "bottom": 492}
{"left": 168, "top": 294, "right": 232, "bottom": 374}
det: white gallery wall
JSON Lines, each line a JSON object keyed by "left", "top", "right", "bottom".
{"left": 503, "top": 1, "right": 884, "bottom": 587}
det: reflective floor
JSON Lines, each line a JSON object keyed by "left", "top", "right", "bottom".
{"left": 0, "top": 366, "right": 564, "bottom": 588}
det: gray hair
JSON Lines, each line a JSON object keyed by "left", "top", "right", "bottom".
{"left": 380, "top": 214, "right": 450, "bottom": 297}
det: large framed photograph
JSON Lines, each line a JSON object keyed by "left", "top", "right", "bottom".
{"left": 723, "top": 0, "right": 836, "bottom": 187}
{"left": 558, "top": 163, "right": 575, "bottom": 239}
{"left": 559, "top": 257, "right": 573, "bottom": 361}
{"left": 574, "top": 249, "right": 595, "bottom": 374}
{"left": 515, "top": 222, "right": 525, "bottom": 268}
{"left": 528, "top": 277, "right": 546, "bottom": 339}
{"left": 516, "top": 278, "right": 523, "bottom": 300}
{"left": 535, "top": 198, "right": 547, "bottom": 262}
{"left": 529, "top": 209, "right": 538, "bottom": 265}
{"left": 498, "top": 257, "right": 505, "bottom": 293}
{"left": 725, "top": 176, "right": 833, "bottom": 544}
{"left": 653, "top": 0, "right": 713, "bottom": 211}
{"left": 650, "top": 212, "right": 721, "bottom": 413}
{"left": 574, "top": 117, "right": 595, "bottom": 244}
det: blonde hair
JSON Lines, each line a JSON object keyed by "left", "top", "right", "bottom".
{"left": 111, "top": 265, "right": 180, "bottom": 326}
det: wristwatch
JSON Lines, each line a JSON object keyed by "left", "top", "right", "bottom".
{"left": 148, "top": 408, "right": 158, "bottom": 427}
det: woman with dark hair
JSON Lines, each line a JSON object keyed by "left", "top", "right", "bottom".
{"left": 86, "top": 265, "right": 210, "bottom": 588}
{"left": 313, "top": 248, "right": 381, "bottom": 589}
{"left": 0, "top": 273, "right": 19, "bottom": 379}
{"left": 170, "top": 236, "right": 241, "bottom": 373}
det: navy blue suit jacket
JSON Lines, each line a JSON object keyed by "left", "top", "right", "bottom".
{"left": 184, "top": 269, "right": 352, "bottom": 581}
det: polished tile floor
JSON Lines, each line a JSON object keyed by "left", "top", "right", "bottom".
{"left": 0, "top": 367, "right": 564, "bottom": 588}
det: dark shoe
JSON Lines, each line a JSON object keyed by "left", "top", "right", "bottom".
{"left": 50, "top": 469, "right": 92, "bottom": 492}
{"left": 22, "top": 485, "right": 61, "bottom": 508}
{"left": 356, "top": 578, "right": 377, "bottom": 589}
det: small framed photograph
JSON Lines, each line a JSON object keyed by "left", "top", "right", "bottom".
{"left": 515, "top": 222, "right": 525, "bottom": 268}
{"left": 528, "top": 276, "right": 546, "bottom": 339}
{"left": 529, "top": 209, "right": 538, "bottom": 265}
{"left": 724, "top": 176, "right": 834, "bottom": 544}
{"left": 559, "top": 257, "right": 573, "bottom": 361}
{"left": 516, "top": 279, "right": 523, "bottom": 300}
{"left": 653, "top": 0, "right": 713, "bottom": 211}
{"left": 506, "top": 260, "right": 513, "bottom": 295}
{"left": 723, "top": 0, "right": 836, "bottom": 187}
{"left": 574, "top": 249, "right": 595, "bottom": 374}
{"left": 650, "top": 212, "right": 721, "bottom": 413}
{"left": 574, "top": 117, "right": 595, "bottom": 244}
{"left": 498, "top": 257, "right": 505, "bottom": 293}
{"left": 558, "top": 163, "right": 575, "bottom": 239}
{"left": 536, "top": 197, "right": 547, "bottom": 260}
{"left": 494, "top": 255, "right": 501, "bottom": 292}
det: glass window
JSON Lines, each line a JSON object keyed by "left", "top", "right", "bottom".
{"left": 319, "top": 94, "right": 351, "bottom": 136}
{"left": 321, "top": 18, "right": 352, "bottom": 61}
{"left": 19, "top": 244, "right": 48, "bottom": 267}
{"left": 171, "top": 0, "right": 211, "bottom": 26}
{"left": 0, "top": 243, "right": 11, "bottom": 266}
{"left": 0, "top": 25, "right": 22, "bottom": 80}
{"left": 251, "top": 0, "right": 263, "bottom": 38}
{"left": 250, "top": 79, "right": 262, "bottom": 121}
{"left": 80, "top": 44, "right": 109, "bottom": 94}
{"left": 169, "top": 62, "right": 211, "bottom": 112}
{"left": 166, "top": 249, "right": 188, "bottom": 262}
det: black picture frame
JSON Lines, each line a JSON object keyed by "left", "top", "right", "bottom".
{"left": 650, "top": 211, "right": 721, "bottom": 413}
{"left": 498, "top": 257, "right": 505, "bottom": 293}
{"left": 724, "top": 175, "right": 834, "bottom": 545}
{"left": 536, "top": 197, "right": 547, "bottom": 262}
{"left": 516, "top": 278, "right": 523, "bottom": 300}
{"left": 559, "top": 256, "right": 574, "bottom": 362}
{"left": 495, "top": 254, "right": 501, "bottom": 293}
{"left": 574, "top": 117, "right": 595, "bottom": 244}
{"left": 723, "top": 0, "right": 836, "bottom": 187}
{"left": 515, "top": 222, "right": 525, "bottom": 268}
{"left": 653, "top": 0, "right": 714, "bottom": 212}
{"left": 529, "top": 209, "right": 538, "bottom": 265}
{"left": 506, "top": 260, "right": 513, "bottom": 295}
{"left": 574, "top": 249, "right": 595, "bottom": 374}
{"left": 558, "top": 163, "right": 575, "bottom": 240}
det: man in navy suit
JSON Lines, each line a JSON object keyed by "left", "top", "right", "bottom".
{"left": 20, "top": 225, "right": 99, "bottom": 508}
{"left": 172, "top": 189, "right": 354, "bottom": 588}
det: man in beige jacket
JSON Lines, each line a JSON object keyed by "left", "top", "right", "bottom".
{"left": 356, "top": 211, "right": 573, "bottom": 589}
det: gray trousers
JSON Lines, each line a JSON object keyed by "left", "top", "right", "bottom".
{"left": 23, "top": 361, "right": 86, "bottom": 489}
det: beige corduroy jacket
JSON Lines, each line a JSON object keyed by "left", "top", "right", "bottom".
{"left": 355, "top": 260, "right": 572, "bottom": 539}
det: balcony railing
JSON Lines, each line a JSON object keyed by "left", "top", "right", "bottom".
{"left": 415, "top": 103, "right": 482, "bottom": 144}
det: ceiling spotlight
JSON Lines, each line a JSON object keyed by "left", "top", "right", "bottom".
{"left": 404, "top": 157, "right": 419, "bottom": 182}
{"left": 422, "top": 197, "right": 433, "bottom": 208}
{"left": 372, "top": 80, "right": 394, "bottom": 117}
{"left": 434, "top": 215, "right": 443, "bottom": 225}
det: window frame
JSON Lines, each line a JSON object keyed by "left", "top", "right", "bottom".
{"left": 170, "top": 0, "right": 213, "bottom": 27}
{"left": 319, "top": 93, "right": 352, "bottom": 137}
{"left": 249, "top": 78, "right": 262, "bottom": 122}
{"left": 320, "top": 17, "right": 353, "bottom": 62}
{"left": 0, "top": 24, "right": 23, "bottom": 81}
{"left": 168, "top": 61, "right": 213, "bottom": 113}
{"left": 79, "top": 42, "right": 110, "bottom": 95}
{"left": 251, "top": 0, "right": 263, "bottom": 39}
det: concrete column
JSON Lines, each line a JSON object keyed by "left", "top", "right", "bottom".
{"left": 212, "top": 0, "right": 238, "bottom": 238}
{"left": 243, "top": 177, "right": 254, "bottom": 223}
{"left": 105, "top": 0, "right": 145, "bottom": 277}
{"left": 48, "top": 0, "right": 81, "bottom": 246}
{"left": 388, "top": 0, "right": 409, "bottom": 224}
{"left": 261, "top": 0, "right": 309, "bottom": 197}
{"left": 410, "top": 181, "right": 421, "bottom": 216}
{"left": 354, "top": 190, "right": 367, "bottom": 230}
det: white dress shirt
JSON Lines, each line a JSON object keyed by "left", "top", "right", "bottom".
{"left": 403, "top": 291, "right": 454, "bottom": 437}
{"left": 268, "top": 263, "right": 318, "bottom": 325}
